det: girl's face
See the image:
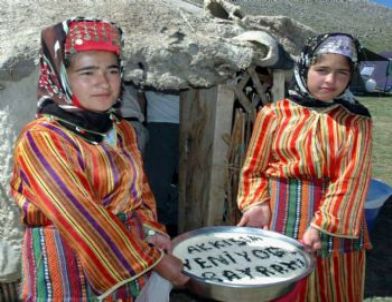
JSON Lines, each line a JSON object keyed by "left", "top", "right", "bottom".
{"left": 307, "top": 53, "right": 352, "bottom": 102}
{"left": 67, "top": 51, "right": 121, "bottom": 112}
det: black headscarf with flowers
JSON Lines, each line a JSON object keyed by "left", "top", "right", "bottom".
{"left": 288, "top": 32, "right": 370, "bottom": 117}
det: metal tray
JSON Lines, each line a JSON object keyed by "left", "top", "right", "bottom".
{"left": 173, "top": 226, "right": 314, "bottom": 302}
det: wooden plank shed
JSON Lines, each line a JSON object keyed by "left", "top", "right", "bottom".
{"left": 177, "top": 66, "right": 292, "bottom": 232}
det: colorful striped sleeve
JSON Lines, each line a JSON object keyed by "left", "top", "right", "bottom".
{"left": 311, "top": 116, "right": 373, "bottom": 238}
{"left": 237, "top": 105, "right": 277, "bottom": 212}
{"left": 11, "top": 125, "right": 163, "bottom": 295}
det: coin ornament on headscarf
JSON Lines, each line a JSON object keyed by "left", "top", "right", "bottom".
{"left": 65, "top": 20, "right": 122, "bottom": 59}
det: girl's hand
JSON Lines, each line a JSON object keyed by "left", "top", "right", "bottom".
{"left": 146, "top": 233, "right": 172, "bottom": 252}
{"left": 154, "top": 254, "right": 190, "bottom": 287}
{"left": 301, "top": 226, "right": 321, "bottom": 253}
{"left": 237, "top": 203, "right": 270, "bottom": 229}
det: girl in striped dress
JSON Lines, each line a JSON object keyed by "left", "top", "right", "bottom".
{"left": 10, "top": 17, "right": 188, "bottom": 301}
{"left": 237, "top": 33, "right": 372, "bottom": 302}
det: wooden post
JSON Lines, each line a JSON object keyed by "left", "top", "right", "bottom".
{"left": 178, "top": 85, "right": 235, "bottom": 232}
{"left": 178, "top": 87, "right": 216, "bottom": 232}
{"left": 271, "top": 69, "right": 287, "bottom": 102}
{"left": 207, "top": 85, "right": 235, "bottom": 226}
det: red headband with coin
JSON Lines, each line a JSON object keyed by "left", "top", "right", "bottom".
{"left": 65, "top": 20, "right": 121, "bottom": 57}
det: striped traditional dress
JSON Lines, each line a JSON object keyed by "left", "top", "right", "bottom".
{"left": 10, "top": 116, "right": 165, "bottom": 301}
{"left": 237, "top": 99, "right": 372, "bottom": 302}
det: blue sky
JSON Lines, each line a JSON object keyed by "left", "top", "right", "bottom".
{"left": 371, "top": 0, "right": 392, "bottom": 8}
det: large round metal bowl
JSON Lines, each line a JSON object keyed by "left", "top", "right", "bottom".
{"left": 172, "top": 226, "right": 314, "bottom": 302}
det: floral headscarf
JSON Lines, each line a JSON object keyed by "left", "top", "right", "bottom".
{"left": 289, "top": 32, "right": 370, "bottom": 117}
{"left": 37, "top": 17, "right": 124, "bottom": 143}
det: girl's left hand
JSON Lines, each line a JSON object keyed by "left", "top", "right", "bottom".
{"left": 237, "top": 203, "right": 271, "bottom": 229}
{"left": 301, "top": 226, "right": 321, "bottom": 253}
{"left": 146, "top": 233, "right": 172, "bottom": 252}
{"left": 154, "top": 254, "right": 190, "bottom": 287}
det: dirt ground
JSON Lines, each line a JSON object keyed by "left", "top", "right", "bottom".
{"left": 170, "top": 196, "right": 392, "bottom": 302}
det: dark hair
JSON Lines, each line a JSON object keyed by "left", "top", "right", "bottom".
{"left": 64, "top": 57, "right": 71, "bottom": 68}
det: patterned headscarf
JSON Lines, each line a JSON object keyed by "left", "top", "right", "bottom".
{"left": 36, "top": 17, "right": 124, "bottom": 143}
{"left": 315, "top": 35, "right": 358, "bottom": 63}
{"left": 38, "top": 17, "right": 123, "bottom": 110}
{"left": 289, "top": 32, "right": 370, "bottom": 117}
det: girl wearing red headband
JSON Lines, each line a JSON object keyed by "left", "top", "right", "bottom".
{"left": 10, "top": 17, "right": 188, "bottom": 301}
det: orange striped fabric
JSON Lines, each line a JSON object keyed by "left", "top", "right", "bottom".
{"left": 10, "top": 116, "right": 165, "bottom": 300}
{"left": 237, "top": 99, "right": 372, "bottom": 239}
{"left": 272, "top": 250, "right": 365, "bottom": 302}
{"left": 301, "top": 250, "right": 366, "bottom": 302}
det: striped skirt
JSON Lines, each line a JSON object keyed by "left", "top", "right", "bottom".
{"left": 20, "top": 226, "right": 147, "bottom": 302}
{"left": 269, "top": 178, "right": 368, "bottom": 302}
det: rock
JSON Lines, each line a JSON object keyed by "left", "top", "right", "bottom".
{"left": 0, "top": 241, "right": 21, "bottom": 283}
{"left": 0, "top": 63, "right": 38, "bottom": 283}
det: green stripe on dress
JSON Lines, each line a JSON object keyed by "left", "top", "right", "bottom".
{"left": 32, "top": 228, "right": 47, "bottom": 300}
